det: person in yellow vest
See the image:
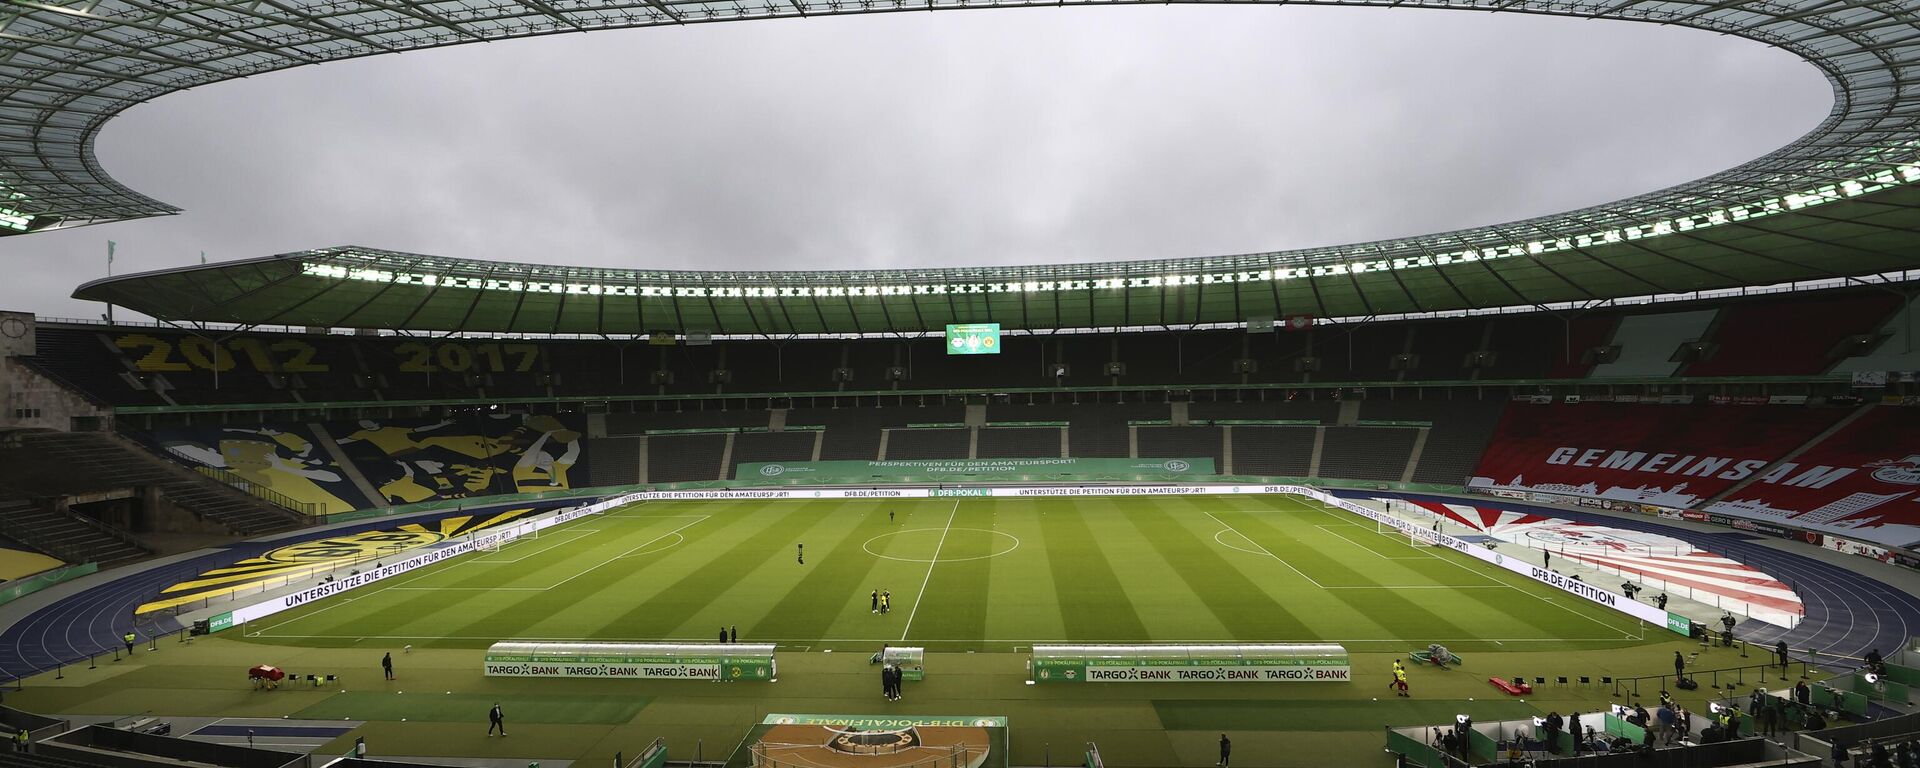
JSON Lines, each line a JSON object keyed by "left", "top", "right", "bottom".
{"left": 15, "top": 728, "right": 30, "bottom": 753}
{"left": 1394, "top": 667, "right": 1409, "bottom": 697}
{"left": 122, "top": 631, "right": 136, "bottom": 655}
{"left": 1389, "top": 660, "right": 1405, "bottom": 694}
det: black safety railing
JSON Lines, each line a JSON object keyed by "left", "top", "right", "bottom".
{"left": 1610, "top": 639, "right": 1824, "bottom": 700}
{"left": 6, "top": 617, "right": 196, "bottom": 688}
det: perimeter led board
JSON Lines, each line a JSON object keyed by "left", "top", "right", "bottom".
{"left": 946, "top": 323, "right": 1001, "bottom": 355}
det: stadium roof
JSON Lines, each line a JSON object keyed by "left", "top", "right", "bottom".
{"left": 18, "top": 0, "right": 1920, "bottom": 331}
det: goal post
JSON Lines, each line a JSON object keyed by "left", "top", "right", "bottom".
{"left": 475, "top": 522, "right": 534, "bottom": 553}
{"left": 1374, "top": 508, "right": 1440, "bottom": 547}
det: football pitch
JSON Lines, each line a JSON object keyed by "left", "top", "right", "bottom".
{"left": 240, "top": 494, "right": 1652, "bottom": 651}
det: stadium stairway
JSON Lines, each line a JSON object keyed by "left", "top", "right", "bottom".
{"left": 0, "top": 497, "right": 147, "bottom": 567}
{"left": 25, "top": 432, "right": 306, "bottom": 536}
{"left": 1356, "top": 491, "right": 1920, "bottom": 667}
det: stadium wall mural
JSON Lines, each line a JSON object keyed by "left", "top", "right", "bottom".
{"left": 1703, "top": 407, "right": 1920, "bottom": 548}
{"left": 140, "top": 424, "right": 377, "bottom": 515}
{"left": 133, "top": 414, "right": 590, "bottom": 512}
{"left": 1468, "top": 403, "right": 1847, "bottom": 510}
{"left": 1471, "top": 403, "right": 1920, "bottom": 548}
{"left": 333, "top": 414, "right": 588, "bottom": 506}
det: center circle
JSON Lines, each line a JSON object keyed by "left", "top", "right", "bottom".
{"left": 862, "top": 528, "right": 1021, "bottom": 563}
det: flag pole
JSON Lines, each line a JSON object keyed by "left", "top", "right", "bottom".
{"left": 105, "top": 240, "right": 116, "bottom": 325}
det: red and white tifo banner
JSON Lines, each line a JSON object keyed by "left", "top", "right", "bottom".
{"left": 1400, "top": 499, "right": 1803, "bottom": 626}
{"left": 1468, "top": 403, "right": 1848, "bottom": 510}
{"left": 1466, "top": 403, "right": 1920, "bottom": 549}
{"left": 1703, "top": 407, "right": 1920, "bottom": 549}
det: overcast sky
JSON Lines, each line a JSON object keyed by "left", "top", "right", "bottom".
{"left": 3, "top": 6, "right": 1830, "bottom": 320}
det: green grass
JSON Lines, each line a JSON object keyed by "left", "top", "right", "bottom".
{"left": 238, "top": 495, "right": 1652, "bottom": 652}
{"left": 1150, "top": 699, "right": 1541, "bottom": 731}
{"left": 293, "top": 692, "right": 649, "bottom": 724}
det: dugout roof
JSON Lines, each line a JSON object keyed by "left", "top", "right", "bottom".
{"left": 19, "top": 0, "right": 1920, "bottom": 331}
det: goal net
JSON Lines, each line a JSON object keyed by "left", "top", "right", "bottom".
{"left": 477, "top": 523, "right": 533, "bottom": 553}
{"left": 1373, "top": 508, "right": 1443, "bottom": 547}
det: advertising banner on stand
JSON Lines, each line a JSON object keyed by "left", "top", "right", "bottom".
{"left": 736, "top": 458, "right": 1214, "bottom": 483}
{"left": 484, "top": 642, "right": 776, "bottom": 681}
{"left": 1029, "top": 644, "right": 1350, "bottom": 683}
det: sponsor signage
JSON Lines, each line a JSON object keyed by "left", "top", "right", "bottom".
{"left": 1825, "top": 535, "right": 1895, "bottom": 563}
{"left": 207, "top": 612, "right": 234, "bottom": 633}
{"left": 484, "top": 661, "right": 720, "bottom": 679}
{"left": 1031, "top": 644, "right": 1350, "bottom": 684}
{"left": 1738, "top": 519, "right": 1797, "bottom": 538}
{"left": 1065, "top": 663, "right": 1350, "bottom": 683}
{"left": 762, "top": 714, "right": 1008, "bottom": 727}
{"left": 485, "top": 641, "right": 775, "bottom": 681}
{"left": 482, "top": 659, "right": 772, "bottom": 680}
{"left": 736, "top": 458, "right": 1213, "bottom": 482}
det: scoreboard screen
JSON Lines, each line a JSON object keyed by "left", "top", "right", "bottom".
{"left": 945, "top": 323, "right": 1001, "bottom": 355}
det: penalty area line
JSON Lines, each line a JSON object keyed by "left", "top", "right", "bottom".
{"left": 1202, "top": 508, "right": 1325, "bottom": 589}
{"left": 542, "top": 516, "right": 711, "bottom": 591}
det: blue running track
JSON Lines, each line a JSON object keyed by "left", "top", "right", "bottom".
{"left": 0, "top": 500, "right": 570, "bottom": 682}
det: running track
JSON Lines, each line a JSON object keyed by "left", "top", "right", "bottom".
{"left": 1352, "top": 491, "right": 1920, "bottom": 665}
{"left": 0, "top": 500, "right": 571, "bottom": 682}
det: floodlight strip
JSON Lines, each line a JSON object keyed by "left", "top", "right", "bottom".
{"left": 297, "top": 160, "right": 1920, "bottom": 297}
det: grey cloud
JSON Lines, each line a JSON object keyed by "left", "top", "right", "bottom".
{"left": 3, "top": 6, "right": 1827, "bottom": 320}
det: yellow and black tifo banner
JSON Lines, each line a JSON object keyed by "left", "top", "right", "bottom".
{"left": 137, "top": 509, "right": 538, "bottom": 614}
